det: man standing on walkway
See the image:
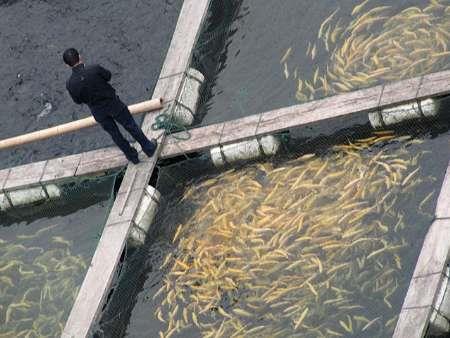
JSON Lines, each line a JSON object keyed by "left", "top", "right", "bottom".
{"left": 63, "top": 48, "right": 157, "bottom": 164}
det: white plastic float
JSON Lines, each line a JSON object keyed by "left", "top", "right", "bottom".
{"left": 428, "top": 265, "right": 450, "bottom": 335}
{"left": 171, "top": 68, "right": 205, "bottom": 126}
{"left": 210, "top": 135, "right": 281, "bottom": 167}
{"left": 128, "top": 185, "right": 161, "bottom": 247}
{"left": 0, "top": 193, "right": 11, "bottom": 212}
{"left": 369, "top": 98, "right": 440, "bottom": 128}
{"left": 0, "top": 184, "right": 61, "bottom": 211}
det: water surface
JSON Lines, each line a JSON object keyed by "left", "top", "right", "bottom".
{"left": 98, "top": 120, "right": 450, "bottom": 337}
{"left": 0, "top": 0, "right": 183, "bottom": 169}
{"left": 195, "top": 0, "right": 450, "bottom": 126}
{"left": 0, "top": 174, "right": 117, "bottom": 337}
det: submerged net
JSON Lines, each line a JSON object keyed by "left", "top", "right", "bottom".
{"left": 148, "top": 133, "right": 437, "bottom": 338}
{"left": 95, "top": 0, "right": 450, "bottom": 336}
{"left": 187, "top": 0, "right": 450, "bottom": 127}
{"left": 0, "top": 171, "right": 120, "bottom": 338}
{"left": 96, "top": 114, "right": 450, "bottom": 338}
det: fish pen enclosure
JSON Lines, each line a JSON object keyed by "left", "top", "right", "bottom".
{"left": 94, "top": 103, "right": 450, "bottom": 337}
{"left": 0, "top": 0, "right": 183, "bottom": 170}
{"left": 189, "top": 0, "right": 450, "bottom": 126}
{"left": 0, "top": 172, "right": 120, "bottom": 337}
{"left": 4, "top": 0, "right": 450, "bottom": 337}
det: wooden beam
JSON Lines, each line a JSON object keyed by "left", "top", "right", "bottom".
{"left": 2, "top": 70, "right": 450, "bottom": 191}
{"left": 393, "top": 158, "right": 450, "bottom": 337}
{"left": 40, "top": 154, "right": 82, "bottom": 183}
{"left": 0, "top": 99, "right": 162, "bottom": 151}
{"left": 3, "top": 161, "right": 47, "bottom": 192}
{"left": 0, "top": 168, "right": 10, "bottom": 192}
{"left": 62, "top": 0, "right": 211, "bottom": 337}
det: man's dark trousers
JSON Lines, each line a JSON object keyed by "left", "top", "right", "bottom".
{"left": 96, "top": 105, "right": 156, "bottom": 160}
{"left": 65, "top": 63, "right": 156, "bottom": 161}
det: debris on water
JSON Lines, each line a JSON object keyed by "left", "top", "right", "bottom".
{"left": 15, "top": 72, "right": 23, "bottom": 85}
{"left": 37, "top": 102, "right": 53, "bottom": 120}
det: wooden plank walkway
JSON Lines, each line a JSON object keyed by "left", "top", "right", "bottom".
{"left": 0, "top": 1, "right": 445, "bottom": 335}
{"left": 61, "top": 0, "right": 211, "bottom": 337}
{"left": 1, "top": 69, "right": 450, "bottom": 196}
{"left": 58, "top": 67, "right": 450, "bottom": 336}
{"left": 161, "top": 69, "right": 450, "bottom": 157}
{"left": 393, "top": 162, "right": 450, "bottom": 337}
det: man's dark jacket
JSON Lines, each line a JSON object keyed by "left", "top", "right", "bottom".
{"left": 66, "top": 64, "right": 126, "bottom": 121}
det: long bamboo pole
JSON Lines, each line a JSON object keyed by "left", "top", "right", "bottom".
{"left": 0, "top": 98, "right": 163, "bottom": 150}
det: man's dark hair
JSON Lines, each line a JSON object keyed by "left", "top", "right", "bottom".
{"left": 63, "top": 48, "right": 80, "bottom": 67}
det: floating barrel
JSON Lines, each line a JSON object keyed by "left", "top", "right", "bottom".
{"left": 0, "top": 184, "right": 61, "bottom": 211}
{"left": 210, "top": 135, "right": 281, "bottom": 167}
{"left": 171, "top": 68, "right": 205, "bottom": 126}
{"left": 369, "top": 98, "right": 440, "bottom": 128}
{"left": 0, "top": 193, "right": 11, "bottom": 211}
{"left": 128, "top": 185, "right": 161, "bottom": 247}
{"left": 428, "top": 265, "right": 450, "bottom": 335}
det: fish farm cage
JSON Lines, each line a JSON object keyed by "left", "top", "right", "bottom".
{"left": 3, "top": 0, "right": 450, "bottom": 338}
{"left": 0, "top": 172, "right": 120, "bottom": 337}
{"left": 93, "top": 0, "right": 450, "bottom": 335}
{"left": 94, "top": 108, "right": 450, "bottom": 338}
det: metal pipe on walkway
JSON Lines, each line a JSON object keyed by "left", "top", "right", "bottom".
{"left": 0, "top": 98, "right": 164, "bottom": 150}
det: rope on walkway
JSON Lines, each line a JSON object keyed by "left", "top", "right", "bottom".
{"left": 151, "top": 113, "right": 191, "bottom": 141}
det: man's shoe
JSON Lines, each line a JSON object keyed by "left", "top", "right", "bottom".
{"left": 126, "top": 148, "right": 140, "bottom": 164}
{"left": 142, "top": 139, "right": 158, "bottom": 158}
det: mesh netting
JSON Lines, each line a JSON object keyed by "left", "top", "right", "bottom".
{"left": 19, "top": 1, "right": 450, "bottom": 336}
{"left": 190, "top": 0, "right": 244, "bottom": 126}
{"left": 182, "top": 0, "right": 450, "bottom": 128}
{"left": 0, "top": 170, "right": 121, "bottom": 337}
{"left": 95, "top": 94, "right": 450, "bottom": 337}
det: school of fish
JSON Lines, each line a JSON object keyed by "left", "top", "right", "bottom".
{"left": 0, "top": 225, "right": 87, "bottom": 338}
{"left": 148, "top": 131, "right": 436, "bottom": 338}
{"left": 280, "top": 0, "right": 450, "bottom": 102}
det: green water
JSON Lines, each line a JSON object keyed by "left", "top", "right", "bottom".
{"left": 97, "top": 120, "right": 450, "bottom": 337}
{"left": 0, "top": 175, "right": 117, "bottom": 337}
